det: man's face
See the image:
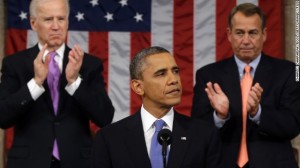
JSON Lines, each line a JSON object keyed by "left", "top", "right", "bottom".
{"left": 138, "top": 53, "right": 182, "bottom": 110}
{"left": 227, "top": 11, "right": 267, "bottom": 63}
{"left": 30, "top": 0, "right": 68, "bottom": 50}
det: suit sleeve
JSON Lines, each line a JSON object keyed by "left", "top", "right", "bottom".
{"left": 191, "top": 68, "right": 215, "bottom": 123}
{"left": 258, "top": 66, "right": 300, "bottom": 139}
{"left": 91, "top": 130, "right": 112, "bottom": 168}
{"left": 0, "top": 57, "right": 34, "bottom": 128}
{"left": 72, "top": 55, "right": 114, "bottom": 127}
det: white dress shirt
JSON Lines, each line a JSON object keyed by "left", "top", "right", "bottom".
{"left": 27, "top": 43, "right": 82, "bottom": 100}
{"left": 140, "top": 105, "right": 174, "bottom": 156}
{"left": 213, "top": 54, "right": 262, "bottom": 128}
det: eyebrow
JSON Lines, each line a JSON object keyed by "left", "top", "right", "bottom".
{"left": 154, "top": 68, "right": 167, "bottom": 75}
{"left": 154, "top": 66, "right": 179, "bottom": 73}
{"left": 234, "top": 28, "right": 259, "bottom": 32}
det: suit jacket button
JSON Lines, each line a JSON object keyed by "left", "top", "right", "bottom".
{"left": 21, "top": 100, "right": 27, "bottom": 105}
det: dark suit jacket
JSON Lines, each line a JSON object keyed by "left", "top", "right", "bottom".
{"left": 0, "top": 44, "right": 115, "bottom": 168}
{"left": 191, "top": 54, "right": 300, "bottom": 168}
{"left": 92, "top": 110, "right": 222, "bottom": 168}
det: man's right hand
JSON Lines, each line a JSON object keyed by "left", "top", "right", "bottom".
{"left": 205, "top": 82, "right": 230, "bottom": 119}
{"left": 33, "top": 44, "right": 49, "bottom": 86}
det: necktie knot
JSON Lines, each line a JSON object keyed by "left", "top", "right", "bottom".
{"left": 154, "top": 120, "right": 165, "bottom": 132}
{"left": 48, "top": 51, "right": 60, "bottom": 76}
{"left": 49, "top": 51, "right": 56, "bottom": 59}
{"left": 244, "top": 65, "right": 251, "bottom": 74}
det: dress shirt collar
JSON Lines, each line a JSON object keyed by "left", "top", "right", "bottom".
{"left": 38, "top": 43, "right": 65, "bottom": 62}
{"left": 234, "top": 53, "right": 261, "bottom": 79}
{"left": 141, "top": 104, "right": 174, "bottom": 133}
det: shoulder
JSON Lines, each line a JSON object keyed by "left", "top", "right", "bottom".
{"left": 196, "top": 57, "right": 234, "bottom": 73}
{"left": 95, "top": 114, "right": 136, "bottom": 137}
{"left": 175, "top": 113, "right": 220, "bottom": 145}
{"left": 175, "top": 112, "right": 217, "bottom": 132}
{"left": 262, "top": 54, "right": 294, "bottom": 66}
{"left": 80, "top": 53, "right": 104, "bottom": 70}
{"left": 83, "top": 53, "right": 101, "bottom": 62}
{"left": 261, "top": 54, "right": 295, "bottom": 73}
{"left": 3, "top": 46, "right": 37, "bottom": 62}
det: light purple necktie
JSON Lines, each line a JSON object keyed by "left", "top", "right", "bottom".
{"left": 47, "top": 51, "right": 61, "bottom": 160}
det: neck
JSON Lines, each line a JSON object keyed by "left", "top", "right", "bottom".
{"left": 143, "top": 104, "right": 171, "bottom": 119}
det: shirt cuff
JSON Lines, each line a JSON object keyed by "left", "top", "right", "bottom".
{"left": 65, "top": 76, "right": 82, "bottom": 95}
{"left": 27, "top": 78, "right": 45, "bottom": 100}
{"left": 249, "top": 104, "right": 261, "bottom": 124}
{"left": 213, "top": 111, "right": 230, "bottom": 128}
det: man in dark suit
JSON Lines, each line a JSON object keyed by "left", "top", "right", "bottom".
{"left": 191, "top": 3, "right": 300, "bottom": 168}
{"left": 92, "top": 46, "right": 222, "bottom": 168}
{"left": 0, "top": 0, "right": 114, "bottom": 168}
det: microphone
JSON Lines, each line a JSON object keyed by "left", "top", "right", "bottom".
{"left": 158, "top": 129, "right": 172, "bottom": 168}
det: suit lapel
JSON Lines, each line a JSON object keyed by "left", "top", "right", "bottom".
{"left": 223, "top": 57, "right": 243, "bottom": 116}
{"left": 253, "top": 54, "right": 273, "bottom": 95}
{"left": 167, "top": 112, "right": 190, "bottom": 168}
{"left": 123, "top": 111, "right": 152, "bottom": 168}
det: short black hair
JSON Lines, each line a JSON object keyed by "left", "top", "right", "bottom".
{"left": 130, "top": 46, "right": 170, "bottom": 80}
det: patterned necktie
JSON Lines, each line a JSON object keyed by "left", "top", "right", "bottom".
{"left": 237, "top": 65, "right": 252, "bottom": 168}
{"left": 47, "top": 51, "right": 60, "bottom": 114}
{"left": 150, "top": 120, "right": 165, "bottom": 168}
{"left": 47, "top": 51, "right": 61, "bottom": 160}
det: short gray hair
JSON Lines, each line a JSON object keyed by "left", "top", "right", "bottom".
{"left": 29, "top": 0, "right": 70, "bottom": 18}
{"left": 228, "top": 3, "right": 266, "bottom": 30}
{"left": 130, "top": 46, "right": 170, "bottom": 80}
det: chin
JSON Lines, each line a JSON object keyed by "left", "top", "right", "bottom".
{"left": 48, "top": 41, "right": 63, "bottom": 48}
{"left": 168, "top": 99, "right": 181, "bottom": 106}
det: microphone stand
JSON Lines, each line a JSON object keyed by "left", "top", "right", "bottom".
{"left": 158, "top": 129, "right": 172, "bottom": 168}
{"left": 162, "top": 142, "right": 167, "bottom": 168}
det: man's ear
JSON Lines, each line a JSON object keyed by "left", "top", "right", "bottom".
{"left": 30, "top": 16, "right": 37, "bottom": 31}
{"left": 262, "top": 27, "right": 267, "bottom": 43}
{"left": 227, "top": 27, "right": 232, "bottom": 43}
{"left": 130, "top": 79, "right": 144, "bottom": 96}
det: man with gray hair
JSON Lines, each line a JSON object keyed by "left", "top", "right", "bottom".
{"left": 192, "top": 3, "right": 300, "bottom": 168}
{"left": 0, "top": 0, "right": 114, "bottom": 167}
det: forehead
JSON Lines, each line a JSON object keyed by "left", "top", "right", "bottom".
{"left": 231, "top": 12, "right": 262, "bottom": 29}
{"left": 36, "top": 0, "right": 67, "bottom": 16}
{"left": 144, "top": 53, "right": 177, "bottom": 71}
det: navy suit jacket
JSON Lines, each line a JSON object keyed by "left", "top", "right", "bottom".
{"left": 191, "top": 54, "right": 300, "bottom": 168}
{"left": 92, "top": 110, "right": 222, "bottom": 168}
{"left": 0, "top": 44, "right": 114, "bottom": 168}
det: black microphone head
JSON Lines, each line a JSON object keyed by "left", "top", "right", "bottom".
{"left": 157, "top": 129, "right": 172, "bottom": 145}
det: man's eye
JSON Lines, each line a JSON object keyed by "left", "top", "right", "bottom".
{"left": 249, "top": 31, "right": 258, "bottom": 35}
{"left": 236, "top": 32, "right": 244, "bottom": 36}
{"left": 156, "top": 72, "right": 165, "bottom": 76}
{"left": 174, "top": 69, "right": 180, "bottom": 74}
